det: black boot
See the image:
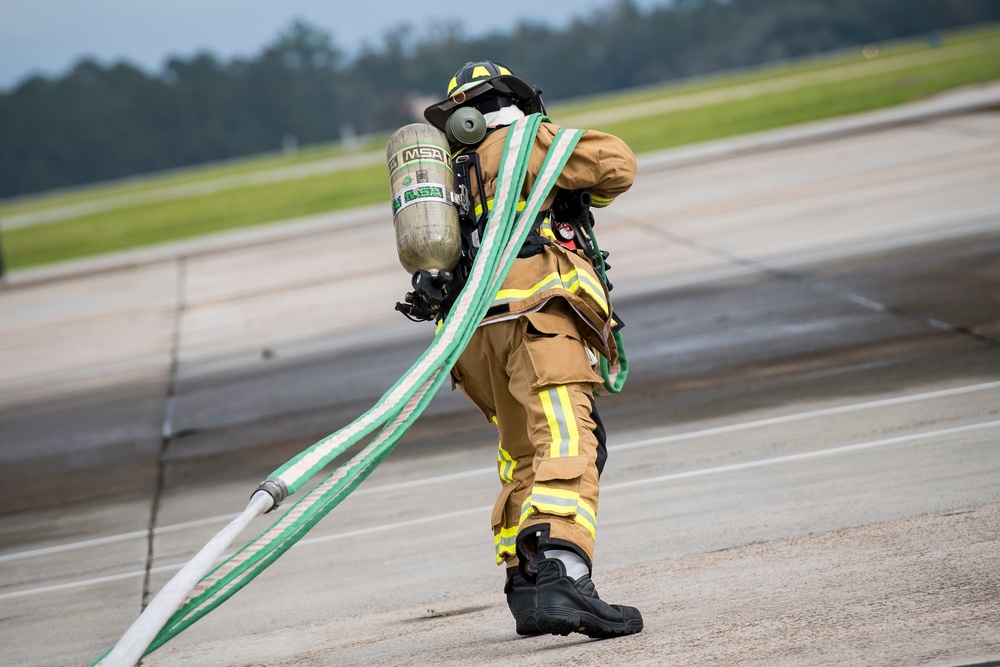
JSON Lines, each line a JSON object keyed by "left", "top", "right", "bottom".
{"left": 505, "top": 567, "right": 541, "bottom": 636}
{"left": 534, "top": 557, "right": 643, "bottom": 638}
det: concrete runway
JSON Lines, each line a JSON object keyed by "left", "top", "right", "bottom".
{"left": 1, "top": 86, "right": 999, "bottom": 666}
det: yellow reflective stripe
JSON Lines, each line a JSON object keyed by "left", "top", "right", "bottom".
{"left": 497, "top": 65, "right": 512, "bottom": 76}
{"left": 497, "top": 525, "right": 519, "bottom": 540}
{"left": 495, "top": 544, "right": 516, "bottom": 562}
{"left": 520, "top": 488, "right": 596, "bottom": 537}
{"left": 494, "top": 525, "right": 519, "bottom": 562}
{"left": 575, "top": 269, "right": 609, "bottom": 314}
{"left": 474, "top": 199, "right": 526, "bottom": 218}
{"left": 590, "top": 194, "right": 614, "bottom": 207}
{"left": 534, "top": 485, "right": 580, "bottom": 501}
{"left": 538, "top": 217, "right": 557, "bottom": 241}
{"left": 493, "top": 268, "right": 609, "bottom": 315}
{"left": 498, "top": 445, "right": 516, "bottom": 483}
{"left": 540, "top": 386, "right": 578, "bottom": 458}
{"left": 528, "top": 485, "right": 580, "bottom": 517}
{"left": 494, "top": 271, "right": 564, "bottom": 303}
{"left": 575, "top": 499, "right": 598, "bottom": 539}
{"left": 472, "top": 65, "right": 492, "bottom": 79}
{"left": 558, "top": 387, "right": 580, "bottom": 457}
{"left": 539, "top": 389, "right": 562, "bottom": 459}
{"left": 492, "top": 415, "right": 516, "bottom": 482}
{"left": 447, "top": 76, "right": 458, "bottom": 94}
{"left": 520, "top": 497, "right": 535, "bottom": 525}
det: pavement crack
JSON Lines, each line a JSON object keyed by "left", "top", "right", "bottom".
{"left": 141, "top": 256, "right": 189, "bottom": 611}
{"left": 637, "top": 222, "right": 999, "bottom": 348}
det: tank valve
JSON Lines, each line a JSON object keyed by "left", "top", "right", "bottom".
{"left": 395, "top": 269, "right": 455, "bottom": 321}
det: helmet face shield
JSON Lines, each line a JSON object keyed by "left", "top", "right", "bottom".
{"left": 423, "top": 61, "right": 544, "bottom": 131}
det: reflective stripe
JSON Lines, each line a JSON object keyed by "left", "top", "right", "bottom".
{"left": 575, "top": 499, "right": 598, "bottom": 539}
{"left": 575, "top": 270, "right": 609, "bottom": 313}
{"left": 474, "top": 199, "right": 527, "bottom": 218}
{"left": 528, "top": 486, "right": 579, "bottom": 516}
{"left": 538, "top": 217, "right": 557, "bottom": 241}
{"left": 520, "top": 497, "right": 535, "bottom": 525}
{"left": 493, "top": 268, "right": 609, "bottom": 315}
{"left": 498, "top": 444, "right": 516, "bottom": 483}
{"left": 493, "top": 414, "right": 520, "bottom": 561}
{"left": 520, "top": 487, "right": 598, "bottom": 539}
{"left": 492, "top": 416, "right": 516, "bottom": 483}
{"left": 534, "top": 485, "right": 579, "bottom": 501}
{"left": 494, "top": 525, "right": 519, "bottom": 563}
{"left": 590, "top": 194, "right": 615, "bottom": 207}
{"left": 540, "top": 387, "right": 579, "bottom": 458}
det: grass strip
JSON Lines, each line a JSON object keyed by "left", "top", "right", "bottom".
{"left": 600, "top": 42, "right": 1000, "bottom": 154}
{"left": 5, "top": 164, "right": 387, "bottom": 267}
{"left": 3, "top": 25, "right": 999, "bottom": 270}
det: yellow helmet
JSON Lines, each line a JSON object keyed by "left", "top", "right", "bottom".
{"left": 424, "top": 60, "right": 545, "bottom": 131}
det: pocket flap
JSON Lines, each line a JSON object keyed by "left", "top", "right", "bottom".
{"left": 534, "top": 455, "right": 589, "bottom": 484}
{"left": 522, "top": 313, "right": 602, "bottom": 390}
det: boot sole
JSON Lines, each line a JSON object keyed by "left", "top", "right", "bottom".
{"left": 536, "top": 605, "right": 643, "bottom": 639}
{"left": 514, "top": 610, "right": 542, "bottom": 636}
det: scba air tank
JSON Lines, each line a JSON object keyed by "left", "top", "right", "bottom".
{"left": 386, "top": 124, "right": 462, "bottom": 276}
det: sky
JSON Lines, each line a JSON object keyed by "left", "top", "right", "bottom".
{"left": 0, "top": 0, "right": 669, "bottom": 91}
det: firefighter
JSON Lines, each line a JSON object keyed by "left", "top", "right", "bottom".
{"left": 422, "top": 61, "right": 642, "bottom": 638}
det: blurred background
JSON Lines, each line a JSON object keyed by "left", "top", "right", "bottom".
{"left": 2, "top": 0, "right": 999, "bottom": 204}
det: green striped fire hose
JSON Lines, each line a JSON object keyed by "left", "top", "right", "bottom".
{"left": 94, "top": 113, "right": 623, "bottom": 666}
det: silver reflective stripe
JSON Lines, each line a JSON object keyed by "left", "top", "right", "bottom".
{"left": 575, "top": 270, "right": 609, "bottom": 313}
{"left": 498, "top": 445, "right": 515, "bottom": 483}
{"left": 492, "top": 275, "right": 565, "bottom": 305}
{"left": 531, "top": 492, "right": 577, "bottom": 509}
{"left": 545, "top": 388, "right": 572, "bottom": 458}
{"left": 576, "top": 503, "right": 597, "bottom": 528}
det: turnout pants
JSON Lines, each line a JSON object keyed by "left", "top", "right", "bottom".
{"left": 451, "top": 299, "right": 606, "bottom": 568}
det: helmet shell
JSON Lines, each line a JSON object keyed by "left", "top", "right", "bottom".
{"left": 424, "top": 60, "right": 544, "bottom": 131}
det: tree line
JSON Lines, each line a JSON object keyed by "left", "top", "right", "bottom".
{"left": 2, "top": 0, "right": 997, "bottom": 199}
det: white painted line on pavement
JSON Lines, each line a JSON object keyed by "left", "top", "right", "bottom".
{"left": 0, "top": 515, "right": 242, "bottom": 564}
{"left": 611, "top": 379, "right": 1000, "bottom": 453}
{"left": 2, "top": 379, "right": 998, "bottom": 566}
{"left": 0, "top": 508, "right": 488, "bottom": 602}
{"left": 606, "top": 419, "right": 1000, "bottom": 491}
{"left": 1, "top": 417, "right": 997, "bottom": 601}
{"left": 0, "top": 564, "right": 183, "bottom": 602}
{"left": 0, "top": 470, "right": 492, "bottom": 566}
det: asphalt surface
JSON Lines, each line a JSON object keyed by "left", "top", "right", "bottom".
{"left": 0, "top": 85, "right": 998, "bottom": 666}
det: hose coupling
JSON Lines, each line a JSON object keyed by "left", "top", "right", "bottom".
{"left": 254, "top": 478, "right": 288, "bottom": 513}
